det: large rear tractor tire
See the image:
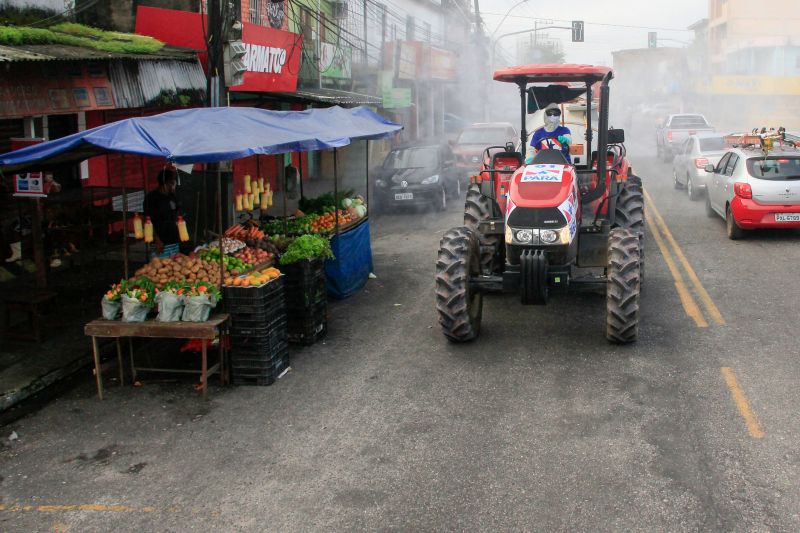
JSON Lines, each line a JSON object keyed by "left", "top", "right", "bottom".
{"left": 614, "top": 175, "right": 645, "bottom": 284}
{"left": 435, "top": 227, "right": 483, "bottom": 342}
{"left": 606, "top": 227, "right": 641, "bottom": 344}
{"left": 464, "top": 188, "right": 501, "bottom": 274}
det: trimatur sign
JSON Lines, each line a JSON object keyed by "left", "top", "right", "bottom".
{"left": 136, "top": 6, "right": 302, "bottom": 93}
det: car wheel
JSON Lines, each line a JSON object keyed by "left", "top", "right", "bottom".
{"left": 673, "top": 169, "right": 682, "bottom": 189}
{"left": 687, "top": 176, "right": 700, "bottom": 201}
{"left": 436, "top": 186, "right": 447, "bottom": 211}
{"left": 726, "top": 205, "right": 744, "bottom": 240}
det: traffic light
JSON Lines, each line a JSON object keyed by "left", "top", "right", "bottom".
{"left": 648, "top": 32, "right": 657, "bottom": 49}
{"left": 224, "top": 40, "right": 247, "bottom": 87}
{"left": 571, "top": 21, "right": 584, "bottom": 43}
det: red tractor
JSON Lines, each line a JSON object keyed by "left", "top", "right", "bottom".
{"left": 435, "top": 65, "right": 644, "bottom": 343}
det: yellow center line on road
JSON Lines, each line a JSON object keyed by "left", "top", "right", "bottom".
{"left": 643, "top": 189, "right": 726, "bottom": 326}
{"left": 721, "top": 367, "right": 765, "bottom": 438}
{"left": 646, "top": 206, "right": 708, "bottom": 327}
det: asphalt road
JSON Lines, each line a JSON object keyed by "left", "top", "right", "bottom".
{"left": 1, "top": 145, "right": 799, "bottom": 531}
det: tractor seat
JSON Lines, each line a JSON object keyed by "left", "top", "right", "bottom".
{"left": 531, "top": 149, "right": 569, "bottom": 166}
{"left": 491, "top": 151, "right": 524, "bottom": 169}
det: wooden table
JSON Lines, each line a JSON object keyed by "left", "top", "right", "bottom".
{"left": 84, "top": 314, "right": 229, "bottom": 400}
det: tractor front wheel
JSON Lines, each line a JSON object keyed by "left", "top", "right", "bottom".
{"left": 435, "top": 226, "right": 483, "bottom": 342}
{"left": 606, "top": 227, "right": 641, "bottom": 344}
{"left": 464, "top": 188, "right": 501, "bottom": 274}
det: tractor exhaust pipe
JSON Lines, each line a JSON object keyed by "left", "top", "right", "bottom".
{"left": 597, "top": 71, "right": 614, "bottom": 195}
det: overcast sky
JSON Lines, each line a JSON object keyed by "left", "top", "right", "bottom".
{"left": 480, "top": 0, "right": 708, "bottom": 66}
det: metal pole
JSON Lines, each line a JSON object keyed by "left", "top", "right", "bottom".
{"left": 280, "top": 158, "right": 288, "bottom": 234}
{"left": 519, "top": 83, "right": 527, "bottom": 160}
{"left": 365, "top": 140, "right": 370, "bottom": 212}
{"left": 298, "top": 154, "right": 305, "bottom": 199}
{"left": 333, "top": 149, "right": 339, "bottom": 235}
{"left": 217, "top": 166, "right": 224, "bottom": 288}
{"left": 121, "top": 154, "right": 129, "bottom": 279}
{"left": 363, "top": 0, "right": 368, "bottom": 65}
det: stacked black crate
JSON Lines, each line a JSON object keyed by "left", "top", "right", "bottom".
{"left": 283, "top": 259, "right": 327, "bottom": 345}
{"left": 224, "top": 277, "right": 289, "bottom": 386}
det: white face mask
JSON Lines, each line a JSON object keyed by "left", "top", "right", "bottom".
{"left": 546, "top": 115, "right": 560, "bottom": 126}
{"left": 544, "top": 114, "right": 560, "bottom": 132}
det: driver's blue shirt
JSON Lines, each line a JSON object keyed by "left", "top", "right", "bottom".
{"left": 530, "top": 126, "right": 572, "bottom": 163}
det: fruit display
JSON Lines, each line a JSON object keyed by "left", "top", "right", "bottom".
{"left": 233, "top": 246, "right": 273, "bottom": 266}
{"left": 309, "top": 211, "right": 353, "bottom": 234}
{"left": 224, "top": 266, "right": 282, "bottom": 287}
{"left": 199, "top": 248, "right": 251, "bottom": 275}
{"left": 133, "top": 254, "right": 225, "bottom": 287}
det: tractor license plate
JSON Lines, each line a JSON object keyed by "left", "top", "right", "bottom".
{"left": 775, "top": 213, "right": 800, "bottom": 222}
{"left": 394, "top": 193, "right": 413, "bottom": 200}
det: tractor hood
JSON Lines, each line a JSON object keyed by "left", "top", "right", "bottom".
{"left": 509, "top": 164, "right": 575, "bottom": 209}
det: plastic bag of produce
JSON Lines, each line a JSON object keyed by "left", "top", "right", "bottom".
{"left": 121, "top": 294, "right": 150, "bottom": 322}
{"left": 155, "top": 292, "right": 184, "bottom": 322}
{"left": 181, "top": 294, "right": 217, "bottom": 322}
{"left": 101, "top": 297, "right": 121, "bottom": 320}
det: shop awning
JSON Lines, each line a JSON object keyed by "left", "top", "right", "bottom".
{"left": 0, "top": 105, "right": 402, "bottom": 172}
{"left": 267, "top": 88, "right": 382, "bottom": 106}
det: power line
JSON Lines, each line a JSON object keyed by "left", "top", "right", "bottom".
{"left": 481, "top": 12, "right": 695, "bottom": 32}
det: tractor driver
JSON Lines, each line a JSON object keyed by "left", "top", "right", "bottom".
{"left": 529, "top": 103, "right": 572, "bottom": 164}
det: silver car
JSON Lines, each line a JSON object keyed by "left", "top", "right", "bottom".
{"left": 672, "top": 134, "right": 728, "bottom": 200}
{"left": 704, "top": 146, "right": 800, "bottom": 239}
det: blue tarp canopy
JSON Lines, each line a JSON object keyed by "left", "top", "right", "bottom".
{"left": 0, "top": 106, "right": 402, "bottom": 172}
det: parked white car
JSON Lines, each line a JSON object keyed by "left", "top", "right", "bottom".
{"left": 704, "top": 146, "right": 800, "bottom": 239}
{"left": 672, "top": 133, "right": 728, "bottom": 200}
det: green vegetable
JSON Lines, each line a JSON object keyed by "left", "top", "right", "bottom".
{"left": 279, "top": 234, "right": 334, "bottom": 265}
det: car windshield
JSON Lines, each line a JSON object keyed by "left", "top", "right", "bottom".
{"left": 457, "top": 127, "right": 509, "bottom": 145}
{"left": 699, "top": 137, "right": 727, "bottom": 152}
{"left": 746, "top": 156, "right": 800, "bottom": 180}
{"left": 670, "top": 116, "right": 709, "bottom": 128}
{"left": 384, "top": 147, "right": 438, "bottom": 169}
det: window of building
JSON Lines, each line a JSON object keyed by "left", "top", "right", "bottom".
{"left": 406, "top": 16, "right": 415, "bottom": 41}
{"left": 249, "top": 0, "right": 262, "bottom": 25}
{"left": 423, "top": 22, "right": 431, "bottom": 43}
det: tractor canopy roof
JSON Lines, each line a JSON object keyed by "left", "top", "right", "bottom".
{"left": 493, "top": 64, "right": 612, "bottom": 85}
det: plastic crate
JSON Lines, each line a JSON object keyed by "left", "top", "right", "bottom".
{"left": 231, "top": 357, "right": 289, "bottom": 386}
{"left": 282, "top": 259, "right": 325, "bottom": 285}
{"left": 230, "top": 328, "right": 288, "bottom": 359}
{"left": 228, "top": 300, "right": 286, "bottom": 323}
{"left": 287, "top": 303, "right": 327, "bottom": 345}
{"left": 230, "top": 313, "right": 287, "bottom": 338}
{"left": 230, "top": 349, "right": 288, "bottom": 370}
{"left": 284, "top": 277, "right": 327, "bottom": 311}
{"left": 223, "top": 276, "right": 284, "bottom": 308}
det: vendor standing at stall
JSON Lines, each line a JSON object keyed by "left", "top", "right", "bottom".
{"left": 144, "top": 167, "right": 182, "bottom": 258}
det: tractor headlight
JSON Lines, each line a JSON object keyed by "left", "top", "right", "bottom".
{"left": 515, "top": 229, "right": 534, "bottom": 243}
{"left": 506, "top": 226, "right": 539, "bottom": 245}
{"left": 540, "top": 229, "right": 559, "bottom": 244}
{"left": 421, "top": 174, "right": 440, "bottom": 184}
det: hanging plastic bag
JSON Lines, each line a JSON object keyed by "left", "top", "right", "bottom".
{"left": 121, "top": 294, "right": 150, "bottom": 322}
{"left": 101, "top": 297, "right": 121, "bottom": 320}
{"left": 155, "top": 291, "right": 184, "bottom": 322}
{"left": 182, "top": 294, "right": 217, "bottom": 322}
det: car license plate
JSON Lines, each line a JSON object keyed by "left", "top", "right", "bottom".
{"left": 775, "top": 213, "right": 800, "bottom": 222}
{"left": 394, "top": 193, "right": 413, "bottom": 200}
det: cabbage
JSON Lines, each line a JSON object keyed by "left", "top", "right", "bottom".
{"left": 354, "top": 204, "right": 367, "bottom": 218}
{"left": 341, "top": 198, "right": 353, "bottom": 208}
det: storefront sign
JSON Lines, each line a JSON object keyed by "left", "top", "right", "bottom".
{"left": 382, "top": 88, "right": 412, "bottom": 109}
{"left": 320, "top": 42, "right": 352, "bottom": 79}
{"left": 14, "top": 173, "right": 45, "bottom": 198}
{"left": 708, "top": 75, "right": 800, "bottom": 96}
{"left": 429, "top": 47, "right": 457, "bottom": 81}
{"left": 136, "top": 6, "right": 302, "bottom": 93}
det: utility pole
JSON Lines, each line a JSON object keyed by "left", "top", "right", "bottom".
{"left": 363, "top": 0, "right": 368, "bottom": 65}
{"left": 473, "top": 0, "right": 490, "bottom": 121}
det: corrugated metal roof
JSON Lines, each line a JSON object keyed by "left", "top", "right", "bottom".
{"left": 109, "top": 59, "right": 206, "bottom": 109}
{"left": 0, "top": 43, "right": 199, "bottom": 62}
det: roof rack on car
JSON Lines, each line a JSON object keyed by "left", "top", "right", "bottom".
{"left": 725, "top": 126, "right": 798, "bottom": 155}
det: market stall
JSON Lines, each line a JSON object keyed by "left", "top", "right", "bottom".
{"left": 1, "top": 105, "right": 402, "bottom": 395}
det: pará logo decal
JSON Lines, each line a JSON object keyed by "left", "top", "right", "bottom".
{"left": 521, "top": 164, "right": 564, "bottom": 183}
